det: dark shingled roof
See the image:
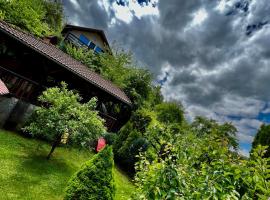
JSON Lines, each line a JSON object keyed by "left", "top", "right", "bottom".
{"left": 0, "top": 21, "right": 131, "bottom": 105}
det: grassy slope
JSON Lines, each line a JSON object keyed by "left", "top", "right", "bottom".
{"left": 0, "top": 130, "right": 134, "bottom": 200}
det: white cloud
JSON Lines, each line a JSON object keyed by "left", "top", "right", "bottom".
{"left": 69, "top": 0, "right": 80, "bottom": 10}
{"left": 191, "top": 8, "right": 208, "bottom": 26}
{"left": 238, "top": 148, "right": 250, "bottom": 157}
{"left": 128, "top": 0, "right": 159, "bottom": 18}
{"left": 112, "top": 2, "right": 134, "bottom": 23}
{"left": 110, "top": 0, "right": 158, "bottom": 24}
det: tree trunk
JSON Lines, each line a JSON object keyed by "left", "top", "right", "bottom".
{"left": 46, "top": 135, "right": 62, "bottom": 160}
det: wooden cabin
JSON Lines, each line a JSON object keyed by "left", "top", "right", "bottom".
{"left": 61, "top": 24, "right": 110, "bottom": 53}
{"left": 0, "top": 21, "right": 132, "bottom": 132}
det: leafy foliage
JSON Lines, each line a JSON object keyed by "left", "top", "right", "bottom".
{"left": 103, "top": 132, "right": 118, "bottom": 145}
{"left": 0, "top": 0, "right": 63, "bottom": 36}
{"left": 113, "top": 103, "right": 186, "bottom": 173}
{"left": 63, "top": 44, "right": 100, "bottom": 72}
{"left": 192, "top": 116, "right": 239, "bottom": 150}
{"left": 23, "top": 83, "right": 105, "bottom": 159}
{"left": 64, "top": 146, "right": 115, "bottom": 200}
{"left": 64, "top": 44, "right": 162, "bottom": 109}
{"left": 134, "top": 131, "right": 270, "bottom": 200}
{"left": 155, "top": 102, "right": 184, "bottom": 125}
{"left": 252, "top": 124, "right": 270, "bottom": 157}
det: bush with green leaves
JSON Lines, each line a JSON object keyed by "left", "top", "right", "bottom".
{"left": 23, "top": 83, "right": 105, "bottom": 159}
{"left": 115, "top": 130, "right": 149, "bottom": 173}
{"left": 64, "top": 146, "right": 115, "bottom": 200}
{"left": 155, "top": 102, "right": 184, "bottom": 125}
{"left": 113, "top": 104, "right": 186, "bottom": 174}
{"left": 0, "top": 0, "right": 63, "bottom": 36}
{"left": 192, "top": 116, "right": 239, "bottom": 150}
{"left": 113, "top": 108, "right": 156, "bottom": 172}
{"left": 103, "top": 132, "right": 118, "bottom": 145}
{"left": 134, "top": 130, "right": 270, "bottom": 200}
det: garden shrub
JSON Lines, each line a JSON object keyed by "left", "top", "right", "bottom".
{"left": 103, "top": 132, "right": 118, "bottom": 145}
{"left": 120, "top": 135, "right": 148, "bottom": 172}
{"left": 155, "top": 102, "right": 184, "bottom": 125}
{"left": 113, "top": 122, "right": 133, "bottom": 154}
{"left": 64, "top": 146, "right": 115, "bottom": 200}
{"left": 134, "top": 133, "right": 270, "bottom": 200}
{"left": 131, "top": 109, "right": 153, "bottom": 133}
{"left": 115, "top": 130, "right": 141, "bottom": 172}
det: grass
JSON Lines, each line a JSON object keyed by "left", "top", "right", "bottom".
{"left": 0, "top": 129, "right": 135, "bottom": 200}
{"left": 114, "top": 167, "right": 135, "bottom": 200}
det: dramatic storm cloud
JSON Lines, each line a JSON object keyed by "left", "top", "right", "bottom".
{"left": 63, "top": 0, "right": 270, "bottom": 156}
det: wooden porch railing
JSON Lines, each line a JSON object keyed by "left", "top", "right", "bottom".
{"left": 99, "top": 112, "right": 117, "bottom": 132}
{"left": 65, "top": 32, "right": 87, "bottom": 48}
{"left": 65, "top": 33, "right": 103, "bottom": 53}
{"left": 0, "top": 66, "right": 42, "bottom": 103}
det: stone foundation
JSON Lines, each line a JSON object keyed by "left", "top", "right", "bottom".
{"left": 0, "top": 96, "right": 36, "bottom": 130}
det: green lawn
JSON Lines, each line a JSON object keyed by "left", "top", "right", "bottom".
{"left": 0, "top": 130, "right": 134, "bottom": 200}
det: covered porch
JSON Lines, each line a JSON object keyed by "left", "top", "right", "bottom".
{"left": 0, "top": 21, "right": 131, "bottom": 132}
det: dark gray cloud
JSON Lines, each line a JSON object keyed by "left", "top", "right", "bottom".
{"left": 158, "top": 0, "right": 201, "bottom": 31}
{"left": 64, "top": 0, "right": 113, "bottom": 29}
{"left": 63, "top": 0, "right": 270, "bottom": 153}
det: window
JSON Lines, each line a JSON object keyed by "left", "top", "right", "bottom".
{"left": 94, "top": 46, "right": 103, "bottom": 54}
{"left": 79, "top": 34, "right": 90, "bottom": 46}
{"left": 88, "top": 42, "right": 96, "bottom": 50}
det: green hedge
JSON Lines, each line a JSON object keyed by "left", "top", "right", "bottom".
{"left": 64, "top": 146, "right": 115, "bottom": 200}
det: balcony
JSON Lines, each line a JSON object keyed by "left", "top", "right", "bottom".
{"left": 65, "top": 33, "right": 103, "bottom": 53}
{"left": 65, "top": 32, "right": 86, "bottom": 48}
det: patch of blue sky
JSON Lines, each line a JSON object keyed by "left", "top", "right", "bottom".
{"left": 157, "top": 72, "right": 169, "bottom": 86}
{"left": 257, "top": 112, "right": 270, "bottom": 123}
{"left": 239, "top": 141, "right": 251, "bottom": 156}
{"left": 116, "top": 0, "right": 157, "bottom": 7}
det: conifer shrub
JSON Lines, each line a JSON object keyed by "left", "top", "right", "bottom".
{"left": 64, "top": 146, "right": 115, "bottom": 200}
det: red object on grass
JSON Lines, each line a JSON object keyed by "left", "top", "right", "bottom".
{"left": 96, "top": 137, "right": 106, "bottom": 152}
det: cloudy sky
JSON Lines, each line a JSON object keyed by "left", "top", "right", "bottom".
{"left": 63, "top": 0, "right": 270, "bottom": 156}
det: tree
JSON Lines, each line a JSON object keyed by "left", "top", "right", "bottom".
{"left": 0, "top": 0, "right": 63, "bottom": 36}
{"left": 155, "top": 102, "right": 184, "bottom": 125}
{"left": 23, "top": 83, "right": 105, "bottom": 159}
{"left": 191, "top": 116, "right": 238, "bottom": 150}
{"left": 252, "top": 124, "right": 270, "bottom": 157}
{"left": 64, "top": 146, "right": 115, "bottom": 200}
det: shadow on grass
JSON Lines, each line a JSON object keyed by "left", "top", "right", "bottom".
{"left": 7, "top": 152, "right": 75, "bottom": 197}
{"left": 19, "top": 154, "right": 73, "bottom": 176}
{"left": 11, "top": 144, "right": 75, "bottom": 185}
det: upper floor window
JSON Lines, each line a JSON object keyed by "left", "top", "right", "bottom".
{"left": 79, "top": 34, "right": 90, "bottom": 46}
{"left": 88, "top": 42, "right": 96, "bottom": 50}
{"left": 76, "top": 34, "right": 104, "bottom": 54}
{"left": 94, "top": 46, "right": 103, "bottom": 53}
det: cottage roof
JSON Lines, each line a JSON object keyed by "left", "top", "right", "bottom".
{"left": 0, "top": 21, "right": 131, "bottom": 105}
